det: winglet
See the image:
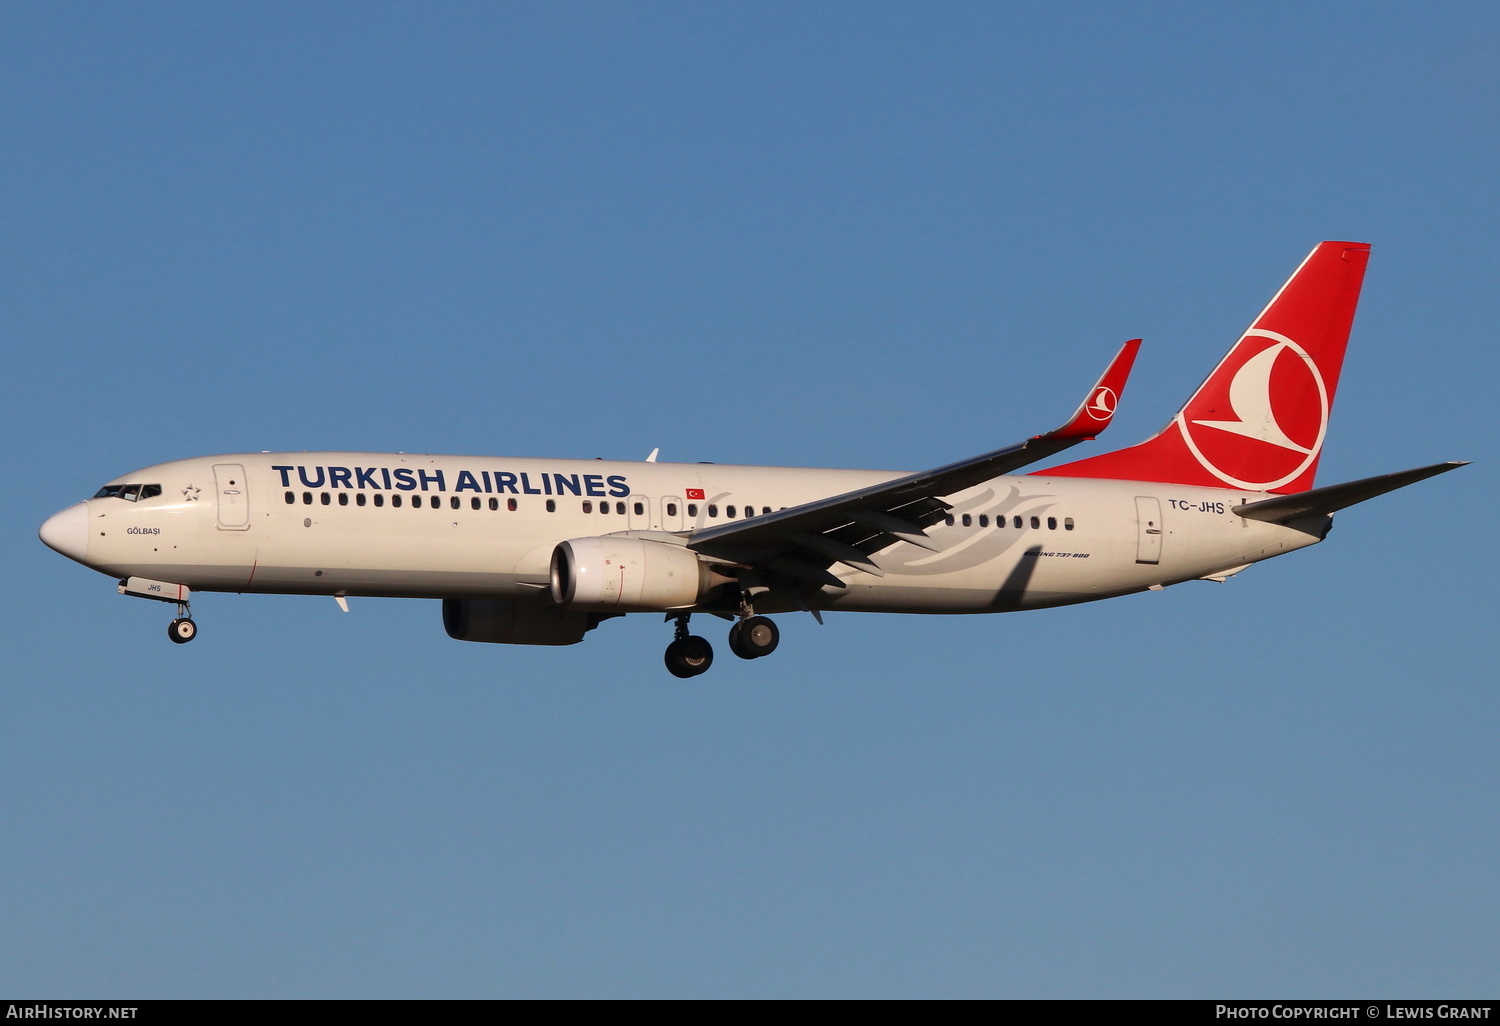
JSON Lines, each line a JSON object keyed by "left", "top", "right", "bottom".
{"left": 1044, "top": 338, "right": 1142, "bottom": 441}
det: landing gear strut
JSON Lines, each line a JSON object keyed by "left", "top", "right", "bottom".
{"left": 167, "top": 600, "right": 197, "bottom": 644}
{"left": 664, "top": 614, "right": 713, "bottom": 678}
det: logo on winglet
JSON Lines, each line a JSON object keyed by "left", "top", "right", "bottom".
{"left": 1085, "top": 386, "right": 1117, "bottom": 421}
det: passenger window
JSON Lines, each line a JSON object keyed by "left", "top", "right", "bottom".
{"left": 708, "top": 505, "right": 718, "bottom": 518}
{"left": 744, "top": 507, "right": 754, "bottom": 519}
{"left": 633, "top": 501, "right": 644, "bottom": 516}
{"left": 374, "top": 493, "right": 385, "bottom": 507}
{"left": 338, "top": 492, "right": 349, "bottom": 506}
{"left": 1030, "top": 516, "right": 1040, "bottom": 529}
{"left": 962, "top": 514, "right": 972, "bottom": 527}
{"left": 489, "top": 497, "right": 498, "bottom": 510}
{"left": 393, "top": 494, "right": 403, "bottom": 508}
{"left": 285, "top": 491, "right": 295, "bottom": 504}
{"left": 616, "top": 502, "right": 626, "bottom": 515}
{"left": 1013, "top": 515, "right": 1022, "bottom": 529}
{"left": 944, "top": 514, "right": 955, "bottom": 527}
{"left": 979, "top": 514, "right": 989, "bottom": 527}
{"left": 321, "top": 492, "right": 331, "bottom": 505}
{"left": 303, "top": 492, "right": 313, "bottom": 504}
{"left": 507, "top": 498, "right": 517, "bottom": 511}
{"left": 687, "top": 504, "right": 698, "bottom": 517}
{"left": 1064, "top": 517, "right": 1074, "bottom": 531}
{"left": 666, "top": 503, "right": 677, "bottom": 517}
{"left": 546, "top": 499, "right": 556, "bottom": 513}
{"left": 599, "top": 501, "right": 609, "bottom": 514}
{"left": 470, "top": 497, "right": 480, "bottom": 510}
{"left": 762, "top": 506, "right": 771, "bottom": 515}
{"left": 141, "top": 485, "right": 161, "bottom": 499}
{"left": 727, "top": 505, "right": 737, "bottom": 518}
{"left": 450, "top": 496, "right": 460, "bottom": 510}
{"left": 357, "top": 493, "right": 366, "bottom": 507}
{"left": 582, "top": 501, "right": 593, "bottom": 514}
{"left": 1047, "top": 516, "right": 1057, "bottom": 530}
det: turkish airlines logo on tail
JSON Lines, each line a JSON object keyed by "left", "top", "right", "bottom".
{"left": 1177, "top": 330, "right": 1328, "bottom": 491}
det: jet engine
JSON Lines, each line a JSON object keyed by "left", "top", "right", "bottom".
{"left": 442, "top": 598, "right": 600, "bottom": 646}
{"left": 550, "top": 536, "right": 712, "bottom": 612}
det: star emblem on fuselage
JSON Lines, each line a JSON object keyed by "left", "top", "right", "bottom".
{"left": 182, "top": 485, "right": 201, "bottom": 501}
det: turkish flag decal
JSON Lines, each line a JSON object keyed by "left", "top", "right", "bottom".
{"left": 685, "top": 488, "right": 705, "bottom": 500}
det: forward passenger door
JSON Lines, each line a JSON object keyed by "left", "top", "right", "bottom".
{"left": 214, "top": 464, "right": 251, "bottom": 530}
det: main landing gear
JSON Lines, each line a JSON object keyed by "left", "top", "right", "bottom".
{"left": 167, "top": 600, "right": 197, "bottom": 644}
{"left": 728, "top": 586, "right": 779, "bottom": 661}
{"left": 663, "top": 607, "right": 782, "bottom": 678}
{"left": 728, "top": 615, "right": 779, "bottom": 660}
{"left": 664, "top": 614, "right": 714, "bottom": 678}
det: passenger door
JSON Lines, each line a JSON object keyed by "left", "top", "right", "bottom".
{"left": 214, "top": 464, "right": 251, "bottom": 530}
{"left": 1134, "top": 496, "right": 1162, "bottom": 564}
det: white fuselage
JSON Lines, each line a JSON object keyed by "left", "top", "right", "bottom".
{"left": 56, "top": 452, "right": 1327, "bottom": 615}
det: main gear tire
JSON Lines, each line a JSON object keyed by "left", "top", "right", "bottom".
{"left": 665, "top": 635, "right": 714, "bottom": 678}
{"left": 730, "top": 616, "right": 778, "bottom": 659}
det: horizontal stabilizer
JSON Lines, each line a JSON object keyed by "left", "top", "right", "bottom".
{"left": 1233, "top": 461, "right": 1468, "bottom": 523}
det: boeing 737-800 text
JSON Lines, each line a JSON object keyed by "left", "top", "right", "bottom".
{"left": 39, "top": 242, "right": 1465, "bottom": 676}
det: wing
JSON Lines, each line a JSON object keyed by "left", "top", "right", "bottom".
{"left": 687, "top": 339, "right": 1142, "bottom": 589}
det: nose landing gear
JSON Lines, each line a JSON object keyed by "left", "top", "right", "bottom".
{"left": 118, "top": 578, "right": 198, "bottom": 644}
{"left": 167, "top": 599, "right": 197, "bottom": 644}
{"left": 664, "top": 614, "right": 713, "bottom": 678}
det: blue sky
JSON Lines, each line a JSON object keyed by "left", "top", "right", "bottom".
{"left": 2, "top": 2, "right": 1495, "bottom": 997}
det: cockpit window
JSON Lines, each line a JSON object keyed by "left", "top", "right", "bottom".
{"left": 92, "top": 483, "right": 162, "bottom": 501}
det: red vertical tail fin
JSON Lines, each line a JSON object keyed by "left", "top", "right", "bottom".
{"left": 1042, "top": 241, "right": 1370, "bottom": 494}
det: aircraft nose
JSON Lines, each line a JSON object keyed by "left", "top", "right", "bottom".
{"left": 39, "top": 502, "right": 90, "bottom": 563}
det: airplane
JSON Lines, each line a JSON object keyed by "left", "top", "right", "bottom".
{"left": 38, "top": 241, "right": 1466, "bottom": 677}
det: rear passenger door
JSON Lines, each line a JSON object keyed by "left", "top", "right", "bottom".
{"left": 1134, "top": 496, "right": 1162, "bottom": 564}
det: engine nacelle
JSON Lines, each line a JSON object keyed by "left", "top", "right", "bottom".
{"left": 550, "top": 536, "right": 710, "bottom": 612}
{"left": 442, "top": 598, "right": 598, "bottom": 646}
